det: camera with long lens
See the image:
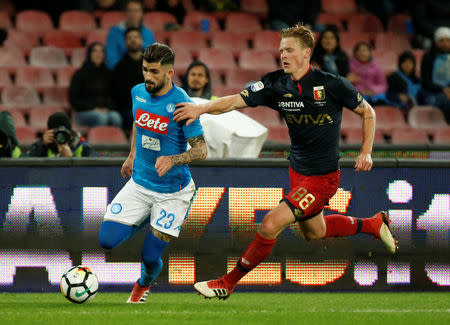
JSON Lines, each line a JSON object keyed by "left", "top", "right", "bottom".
{"left": 54, "top": 126, "right": 71, "bottom": 144}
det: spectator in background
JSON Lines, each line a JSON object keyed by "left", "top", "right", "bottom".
{"left": 0, "top": 111, "right": 21, "bottom": 158}
{"left": 419, "top": 26, "right": 450, "bottom": 123}
{"left": 311, "top": 27, "right": 351, "bottom": 77}
{"left": 112, "top": 27, "right": 144, "bottom": 137}
{"left": 349, "top": 42, "right": 387, "bottom": 105}
{"left": 182, "top": 61, "right": 216, "bottom": 100}
{"left": 268, "top": 0, "right": 321, "bottom": 31}
{"left": 28, "top": 112, "right": 94, "bottom": 157}
{"left": 156, "top": 0, "right": 186, "bottom": 26}
{"left": 412, "top": 0, "right": 450, "bottom": 49}
{"left": 78, "top": 0, "right": 124, "bottom": 12}
{"left": 105, "top": 0, "right": 155, "bottom": 69}
{"left": 386, "top": 51, "right": 421, "bottom": 112}
{"left": 69, "top": 42, "right": 122, "bottom": 128}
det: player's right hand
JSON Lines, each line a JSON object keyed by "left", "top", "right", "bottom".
{"left": 42, "top": 129, "right": 55, "bottom": 145}
{"left": 121, "top": 157, "right": 133, "bottom": 178}
{"left": 173, "top": 102, "right": 201, "bottom": 126}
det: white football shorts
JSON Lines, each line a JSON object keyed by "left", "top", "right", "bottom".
{"left": 103, "top": 178, "right": 195, "bottom": 237}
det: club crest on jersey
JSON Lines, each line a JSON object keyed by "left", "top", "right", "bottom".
{"left": 135, "top": 109, "right": 169, "bottom": 134}
{"left": 250, "top": 81, "right": 264, "bottom": 92}
{"left": 313, "top": 86, "right": 325, "bottom": 101}
{"left": 166, "top": 103, "right": 175, "bottom": 113}
{"left": 111, "top": 203, "right": 122, "bottom": 214}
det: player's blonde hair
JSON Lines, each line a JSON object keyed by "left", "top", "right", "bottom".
{"left": 281, "top": 23, "right": 315, "bottom": 50}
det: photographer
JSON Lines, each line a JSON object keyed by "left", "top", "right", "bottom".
{"left": 29, "top": 112, "right": 94, "bottom": 157}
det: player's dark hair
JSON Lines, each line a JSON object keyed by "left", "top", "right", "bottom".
{"left": 143, "top": 43, "right": 175, "bottom": 66}
{"left": 281, "top": 22, "right": 315, "bottom": 50}
{"left": 125, "top": 27, "right": 141, "bottom": 38}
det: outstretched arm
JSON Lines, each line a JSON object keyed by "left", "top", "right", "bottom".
{"left": 173, "top": 94, "right": 247, "bottom": 125}
{"left": 155, "top": 134, "right": 207, "bottom": 177}
{"left": 352, "top": 99, "right": 375, "bottom": 171}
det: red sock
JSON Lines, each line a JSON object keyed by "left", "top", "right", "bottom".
{"left": 222, "top": 232, "right": 276, "bottom": 287}
{"left": 325, "top": 214, "right": 378, "bottom": 237}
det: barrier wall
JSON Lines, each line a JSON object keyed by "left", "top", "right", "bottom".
{"left": 0, "top": 158, "right": 448, "bottom": 292}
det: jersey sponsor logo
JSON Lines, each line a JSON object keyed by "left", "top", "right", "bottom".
{"left": 135, "top": 96, "right": 147, "bottom": 103}
{"left": 166, "top": 103, "right": 175, "bottom": 113}
{"left": 135, "top": 109, "right": 169, "bottom": 134}
{"left": 141, "top": 134, "right": 161, "bottom": 151}
{"left": 285, "top": 113, "right": 334, "bottom": 125}
{"left": 283, "top": 93, "right": 293, "bottom": 98}
{"left": 278, "top": 101, "right": 304, "bottom": 108}
{"left": 250, "top": 81, "right": 264, "bottom": 92}
{"left": 313, "top": 85, "right": 325, "bottom": 100}
{"left": 240, "top": 89, "right": 249, "bottom": 97}
{"left": 111, "top": 203, "right": 122, "bottom": 214}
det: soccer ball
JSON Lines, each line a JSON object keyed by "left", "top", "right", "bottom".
{"left": 60, "top": 265, "right": 99, "bottom": 304}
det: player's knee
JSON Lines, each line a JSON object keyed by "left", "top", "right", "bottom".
{"left": 142, "top": 252, "right": 162, "bottom": 268}
{"left": 303, "top": 229, "right": 326, "bottom": 241}
{"left": 98, "top": 234, "right": 116, "bottom": 250}
{"left": 259, "top": 218, "right": 279, "bottom": 238}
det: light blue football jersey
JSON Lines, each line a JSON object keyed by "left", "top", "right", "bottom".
{"left": 130, "top": 82, "right": 203, "bottom": 193}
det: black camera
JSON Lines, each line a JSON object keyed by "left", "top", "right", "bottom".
{"left": 54, "top": 126, "right": 71, "bottom": 144}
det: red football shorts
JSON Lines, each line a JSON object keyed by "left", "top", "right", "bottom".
{"left": 283, "top": 167, "right": 340, "bottom": 221}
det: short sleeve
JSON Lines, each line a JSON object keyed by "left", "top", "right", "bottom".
{"left": 240, "top": 73, "right": 274, "bottom": 107}
{"left": 182, "top": 118, "right": 203, "bottom": 139}
{"left": 334, "top": 76, "right": 363, "bottom": 110}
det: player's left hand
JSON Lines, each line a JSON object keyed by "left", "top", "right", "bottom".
{"left": 354, "top": 153, "right": 372, "bottom": 171}
{"left": 155, "top": 156, "right": 174, "bottom": 177}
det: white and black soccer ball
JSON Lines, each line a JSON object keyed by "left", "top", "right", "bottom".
{"left": 60, "top": 265, "right": 99, "bottom": 304}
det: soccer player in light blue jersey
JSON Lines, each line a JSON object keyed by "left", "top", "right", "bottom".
{"left": 98, "top": 43, "right": 207, "bottom": 303}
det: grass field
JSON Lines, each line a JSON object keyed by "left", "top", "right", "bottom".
{"left": 0, "top": 292, "right": 448, "bottom": 325}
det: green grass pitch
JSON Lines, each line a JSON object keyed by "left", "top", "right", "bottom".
{"left": 0, "top": 292, "right": 448, "bottom": 325}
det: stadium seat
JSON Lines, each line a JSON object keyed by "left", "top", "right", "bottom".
{"left": 3, "top": 30, "right": 40, "bottom": 56}
{"left": 1, "top": 86, "right": 41, "bottom": 112}
{"left": 374, "top": 106, "right": 408, "bottom": 133}
{"left": 0, "top": 68, "right": 12, "bottom": 91}
{"left": 412, "top": 49, "right": 424, "bottom": 75}
{"left": 211, "top": 31, "right": 249, "bottom": 59}
{"left": 239, "top": 49, "right": 278, "bottom": 74}
{"left": 153, "top": 30, "right": 173, "bottom": 44}
{"left": 374, "top": 33, "right": 411, "bottom": 53}
{"left": 341, "top": 107, "right": 362, "bottom": 130}
{"left": 183, "top": 11, "right": 220, "bottom": 31}
{"left": 209, "top": 70, "right": 224, "bottom": 87}
{"left": 171, "top": 46, "right": 192, "bottom": 75}
{"left": 168, "top": 31, "right": 208, "bottom": 57}
{"left": 321, "top": 0, "right": 357, "bottom": 14}
{"left": 347, "top": 14, "right": 384, "bottom": 33}
{"left": 0, "top": 48, "right": 27, "bottom": 73}
{"left": 241, "top": 0, "right": 269, "bottom": 19}
{"left": 15, "top": 67, "right": 55, "bottom": 92}
{"left": 15, "top": 126, "right": 37, "bottom": 144}
{"left": 244, "top": 107, "right": 285, "bottom": 127}
{"left": 252, "top": 31, "right": 282, "bottom": 58}
{"left": 387, "top": 13, "right": 412, "bottom": 35}
{"left": 225, "top": 68, "right": 261, "bottom": 88}
{"left": 43, "top": 30, "right": 83, "bottom": 55}
{"left": 70, "top": 48, "right": 86, "bottom": 67}
{"left": 59, "top": 10, "right": 97, "bottom": 39}
{"left": 340, "top": 32, "right": 373, "bottom": 55}
{"left": 372, "top": 50, "right": 398, "bottom": 75}
{"left": 224, "top": 12, "right": 262, "bottom": 34}
{"left": 56, "top": 66, "right": 77, "bottom": 88}
{"left": 432, "top": 128, "right": 450, "bottom": 144}
{"left": 29, "top": 106, "right": 66, "bottom": 131}
{"left": 408, "top": 105, "right": 448, "bottom": 133}
{"left": 267, "top": 125, "right": 289, "bottom": 143}
{"left": 198, "top": 48, "right": 236, "bottom": 74}
{"left": 86, "top": 29, "right": 109, "bottom": 45}
{"left": 42, "top": 87, "right": 69, "bottom": 107}
{"left": 87, "top": 126, "right": 128, "bottom": 144}
{"left": 29, "top": 46, "right": 69, "bottom": 70}
{"left": 99, "top": 11, "right": 125, "bottom": 29}
{"left": 211, "top": 86, "right": 241, "bottom": 97}
{"left": 344, "top": 128, "right": 385, "bottom": 144}
{"left": 143, "top": 11, "right": 177, "bottom": 31}
{"left": 8, "top": 110, "right": 27, "bottom": 128}
{"left": 390, "top": 128, "right": 429, "bottom": 144}
{"left": 16, "top": 10, "right": 54, "bottom": 37}
{"left": 316, "top": 13, "right": 345, "bottom": 31}
{"left": 0, "top": 10, "right": 12, "bottom": 29}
